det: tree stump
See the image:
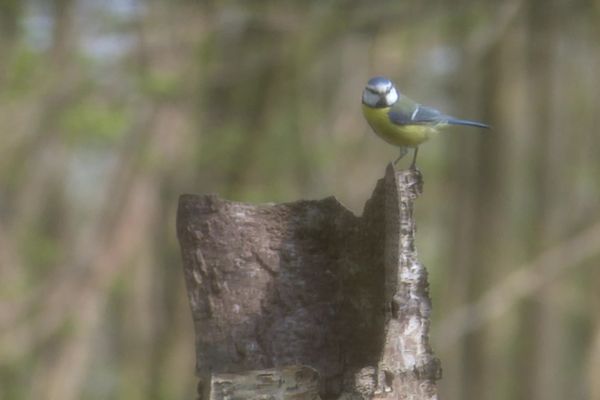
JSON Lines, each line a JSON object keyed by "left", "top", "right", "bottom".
{"left": 176, "top": 165, "right": 441, "bottom": 399}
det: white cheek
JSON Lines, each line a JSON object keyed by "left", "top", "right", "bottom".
{"left": 385, "top": 88, "right": 398, "bottom": 105}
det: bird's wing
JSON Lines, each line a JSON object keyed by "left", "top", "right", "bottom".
{"left": 388, "top": 96, "right": 446, "bottom": 126}
{"left": 388, "top": 95, "right": 490, "bottom": 129}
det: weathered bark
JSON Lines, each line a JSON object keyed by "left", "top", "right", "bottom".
{"left": 176, "top": 165, "right": 441, "bottom": 399}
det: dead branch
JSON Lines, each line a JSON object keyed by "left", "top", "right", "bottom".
{"left": 177, "top": 165, "right": 440, "bottom": 399}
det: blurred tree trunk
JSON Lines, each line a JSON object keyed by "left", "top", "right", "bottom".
{"left": 587, "top": 9, "right": 600, "bottom": 398}
{"left": 518, "top": 2, "right": 563, "bottom": 400}
{"left": 442, "top": 5, "right": 511, "bottom": 400}
{"left": 6, "top": 0, "right": 77, "bottom": 227}
{"left": 0, "top": 0, "right": 22, "bottom": 88}
{"left": 0, "top": 0, "right": 20, "bottom": 40}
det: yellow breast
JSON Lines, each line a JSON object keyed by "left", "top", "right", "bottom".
{"left": 362, "top": 104, "right": 437, "bottom": 147}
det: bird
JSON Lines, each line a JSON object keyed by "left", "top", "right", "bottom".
{"left": 361, "top": 76, "right": 489, "bottom": 169}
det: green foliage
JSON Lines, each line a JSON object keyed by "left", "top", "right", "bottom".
{"left": 3, "top": 48, "right": 44, "bottom": 98}
{"left": 138, "top": 71, "right": 183, "bottom": 100}
{"left": 59, "top": 99, "right": 129, "bottom": 147}
{"left": 19, "top": 228, "right": 62, "bottom": 276}
{"left": 0, "top": 358, "right": 32, "bottom": 400}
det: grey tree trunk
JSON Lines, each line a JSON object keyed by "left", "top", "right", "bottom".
{"left": 176, "top": 165, "right": 441, "bottom": 400}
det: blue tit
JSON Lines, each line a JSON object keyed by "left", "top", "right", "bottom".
{"left": 361, "top": 76, "right": 489, "bottom": 168}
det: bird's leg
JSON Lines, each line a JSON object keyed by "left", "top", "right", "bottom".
{"left": 394, "top": 147, "right": 408, "bottom": 165}
{"left": 409, "top": 147, "right": 419, "bottom": 170}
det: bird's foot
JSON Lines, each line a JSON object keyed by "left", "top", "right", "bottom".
{"left": 393, "top": 147, "right": 408, "bottom": 166}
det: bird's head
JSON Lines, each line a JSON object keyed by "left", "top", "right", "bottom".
{"left": 362, "top": 76, "right": 399, "bottom": 108}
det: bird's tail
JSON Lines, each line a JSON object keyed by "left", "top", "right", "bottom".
{"left": 446, "top": 118, "right": 490, "bottom": 129}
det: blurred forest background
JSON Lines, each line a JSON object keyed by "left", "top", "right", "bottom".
{"left": 1, "top": 0, "right": 600, "bottom": 399}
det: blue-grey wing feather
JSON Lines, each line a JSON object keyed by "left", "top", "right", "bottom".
{"left": 389, "top": 104, "right": 489, "bottom": 129}
{"left": 389, "top": 104, "right": 446, "bottom": 126}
